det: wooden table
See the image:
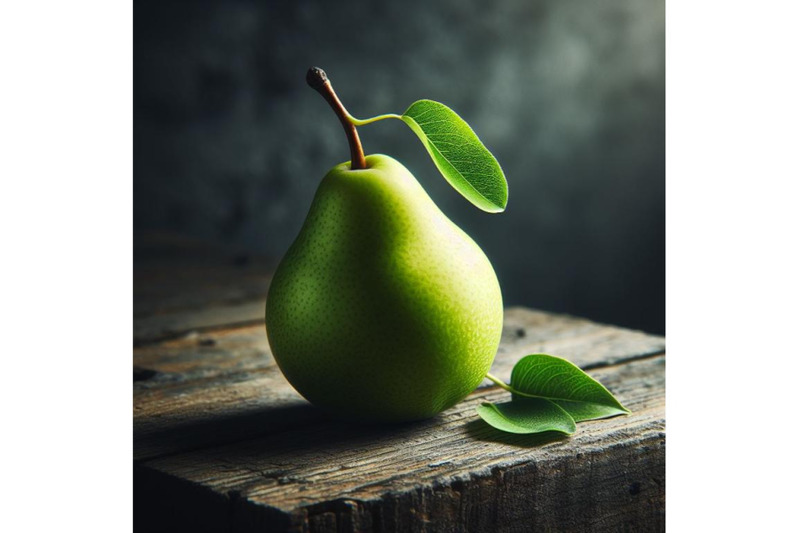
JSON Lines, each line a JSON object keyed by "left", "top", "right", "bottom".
{"left": 134, "top": 235, "right": 666, "bottom": 532}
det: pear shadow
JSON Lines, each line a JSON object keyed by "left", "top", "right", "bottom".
{"left": 135, "top": 402, "right": 324, "bottom": 459}
{"left": 464, "top": 419, "right": 572, "bottom": 448}
{"left": 136, "top": 400, "right": 452, "bottom": 462}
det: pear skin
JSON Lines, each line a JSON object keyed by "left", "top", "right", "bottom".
{"left": 266, "top": 154, "right": 503, "bottom": 422}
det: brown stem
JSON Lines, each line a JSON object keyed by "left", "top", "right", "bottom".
{"left": 306, "top": 67, "right": 367, "bottom": 170}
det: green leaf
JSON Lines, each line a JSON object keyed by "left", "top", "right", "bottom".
{"left": 477, "top": 398, "right": 576, "bottom": 435}
{"left": 510, "top": 354, "right": 630, "bottom": 421}
{"left": 400, "top": 100, "right": 508, "bottom": 213}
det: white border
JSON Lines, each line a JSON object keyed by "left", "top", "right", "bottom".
{"left": 0, "top": 2, "right": 132, "bottom": 531}
{"left": 667, "top": 0, "right": 800, "bottom": 529}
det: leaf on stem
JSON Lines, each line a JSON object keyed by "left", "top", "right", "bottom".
{"left": 401, "top": 100, "right": 508, "bottom": 213}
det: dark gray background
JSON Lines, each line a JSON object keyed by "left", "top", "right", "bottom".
{"left": 134, "top": 0, "right": 664, "bottom": 334}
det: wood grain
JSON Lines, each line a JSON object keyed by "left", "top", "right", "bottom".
{"left": 134, "top": 305, "right": 665, "bottom": 532}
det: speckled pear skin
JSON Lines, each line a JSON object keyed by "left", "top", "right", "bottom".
{"left": 266, "top": 154, "right": 503, "bottom": 422}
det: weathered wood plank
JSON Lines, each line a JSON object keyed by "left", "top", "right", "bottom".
{"left": 134, "top": 301, "right": 266, "bottom": 346}
{"left": 134, "top": 307, "right": 664, "bottom": 461}
{"left": 135, "top": 354, "right": 664, "bottom": 532}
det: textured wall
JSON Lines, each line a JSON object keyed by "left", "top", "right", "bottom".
{"left": 134, "top": 0, "right": 664, "bottom": 334}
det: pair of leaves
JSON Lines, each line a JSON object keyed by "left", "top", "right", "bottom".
{"left": 477, "top": 354, "right": 629, "bottom": 435}
{"left": 401, "top": 100, "right": 508, "bottom": 213}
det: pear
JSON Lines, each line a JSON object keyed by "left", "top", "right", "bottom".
{"left": 266, "top": 154, "right": 503, "bottom": 422}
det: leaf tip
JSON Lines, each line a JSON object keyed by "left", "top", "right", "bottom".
{"left": 484, "top": 202, "right": 506, "bottom": 214}
{"left": 489, "top": 199, "right": 508, "bottom": 213}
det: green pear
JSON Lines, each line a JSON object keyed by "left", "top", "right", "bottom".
{"left": 266, "top": 154, "right": 503, "bottom": 422}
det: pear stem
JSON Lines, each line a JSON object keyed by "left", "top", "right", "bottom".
{"left": 306, "top": 67, "right": 367, "bottom": 170}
